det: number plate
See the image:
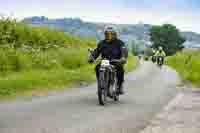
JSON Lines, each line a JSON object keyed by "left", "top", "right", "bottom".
{"left": 101, "top": 60, "right": 110, "bottom": 67}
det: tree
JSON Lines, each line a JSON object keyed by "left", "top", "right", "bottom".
{"left": 131, "top": 40, "right": 139, "bottom": 55}
{"left": 150, "top": 24, "right": 185, "bottom": 56}
{"left": 131, "top": 40, "right": 145, "bottom": 55}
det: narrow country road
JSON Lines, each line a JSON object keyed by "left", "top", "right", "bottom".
{"left": 0, "top": 61, "right": 181, "bottom": 133}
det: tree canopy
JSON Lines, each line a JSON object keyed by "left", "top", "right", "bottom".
{"left": 150, "top": 24, "right": 185, "bottom": 56}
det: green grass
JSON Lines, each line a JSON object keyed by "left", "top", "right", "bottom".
{"left": 0, "top": 66, "right": 94, "bottom": 96}
{"left": 0, "top": 18, "right": 139, "bottom": 100}
{"left": 125, "top": 55, "right": 139, "bottom": 72}
{"left": 166, "top": 50, "right": 200, "bottom": 88}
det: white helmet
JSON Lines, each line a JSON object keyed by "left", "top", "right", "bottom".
{"left": 158, "top": 46, "right": 163, "bottom": 51}
{"left": 104, "top": 25, "right": 118, "bottom": 35}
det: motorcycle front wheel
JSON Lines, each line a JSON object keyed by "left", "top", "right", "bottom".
{"left": 98, "top": 72, "right": 108, "bottom": 105}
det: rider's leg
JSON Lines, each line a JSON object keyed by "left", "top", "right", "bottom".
{"left": 95, "top": 64, "right": 100, "bottom": 79}
{"left": 95, "top": 64, "right": 100, "bottom": 88}
{"left": 116, "top": 65, "right": 125, "bottom": 94}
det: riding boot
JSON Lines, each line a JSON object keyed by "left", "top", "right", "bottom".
{"left": 107, "top": 92, "right": 113, "bottom": 98}
{"left": 107, "top": 80, "right": 113, "bottom": 98}
{"left": 118, "top": 83, "right": 124, "bottom": 95}
{"left": 116, "top": 81, "right": 124, "bottom": 95}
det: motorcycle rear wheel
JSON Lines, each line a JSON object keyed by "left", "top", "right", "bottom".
{"left": 113, "top": 76, "right": 119, "bottom": 102}
{"left": 98, "top": 72, "right": 107, "bottom": 105}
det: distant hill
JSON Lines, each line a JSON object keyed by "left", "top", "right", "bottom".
{"left": 22, "top": 16, "right": 200, "bottom": 48}
{"left": 22, "top": 16, "right": 151, "bottom": 44}
{"left": 181, "top": 32, "right": 200, "bottom": 42}
{"left": 181, "top": 32, "right": 200, "bottom": 48}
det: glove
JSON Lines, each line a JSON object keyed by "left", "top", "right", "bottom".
{"left": 120, "top": 57, "right": 127, "bottom": 64}
{"left": 88, "top": 58, "right": 94, "bottom": 64}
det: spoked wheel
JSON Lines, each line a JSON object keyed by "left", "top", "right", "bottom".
{"left": 98, "top": 72, "right": 107, "bottom": 106}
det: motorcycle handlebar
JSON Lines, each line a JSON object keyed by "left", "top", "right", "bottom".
{"left": 110, "top": 59, "right": 121, "bottom": 63}
{"left": 88, "top": 48, "right": 123, "bottom": 64}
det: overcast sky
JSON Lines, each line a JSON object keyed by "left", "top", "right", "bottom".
{"left": 1, "top": 0, "right": 200, "bottom": 33}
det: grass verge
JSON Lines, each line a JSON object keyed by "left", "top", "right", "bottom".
{"left": 0, "top": 55, "right": 138, "bottom": 100}
{"left": 166, "top": 50, "right": 200, "bottom": 88}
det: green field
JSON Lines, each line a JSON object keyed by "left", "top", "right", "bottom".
{"left": 166, "top": 50, "right": 200, "bottom": 88}
{"left": 0, "top": 18, "right": 138, "bottom": 100}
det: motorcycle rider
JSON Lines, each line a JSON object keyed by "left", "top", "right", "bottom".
{"left": 88, "top": 26, "right": 128, "bottom": 95}
{"left": 155, "top": 46, "right": 166, "bottom": 63}
{"left": 151, "top": 49, "right": 157, "bottom": 63}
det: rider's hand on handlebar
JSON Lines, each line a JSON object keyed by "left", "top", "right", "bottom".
{"left": 88, "top": 48, "right": 95, "bottom": 64}
{"left": 120, "top": 57, "right": 127, "bottom": 64}
{"left": 88, "top": 58, "right": 94, "bottom": 64}
{"left": 110, "top": 58, "right": 126, "bottom": 65}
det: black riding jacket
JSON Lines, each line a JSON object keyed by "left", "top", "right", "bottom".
{"left": 92, "top": 39, "right": 128, "bottom": 61}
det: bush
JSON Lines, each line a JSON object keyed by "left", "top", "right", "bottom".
{"left": 0, "top": 18, "right": 95, "bottom": 74}
{"left": 166, "top": 50, "right": 200, "bottom": 87}
{"left": 0, "top": 17, "right": 96, "bottom": 50}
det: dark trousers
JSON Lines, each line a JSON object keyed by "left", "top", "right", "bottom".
{"left": 95, "top": 64, "right": 124, "bottom": 88}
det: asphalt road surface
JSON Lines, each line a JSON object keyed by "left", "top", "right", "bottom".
{"left": 0, "top": 61, "right": 180, "bottom": 133}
